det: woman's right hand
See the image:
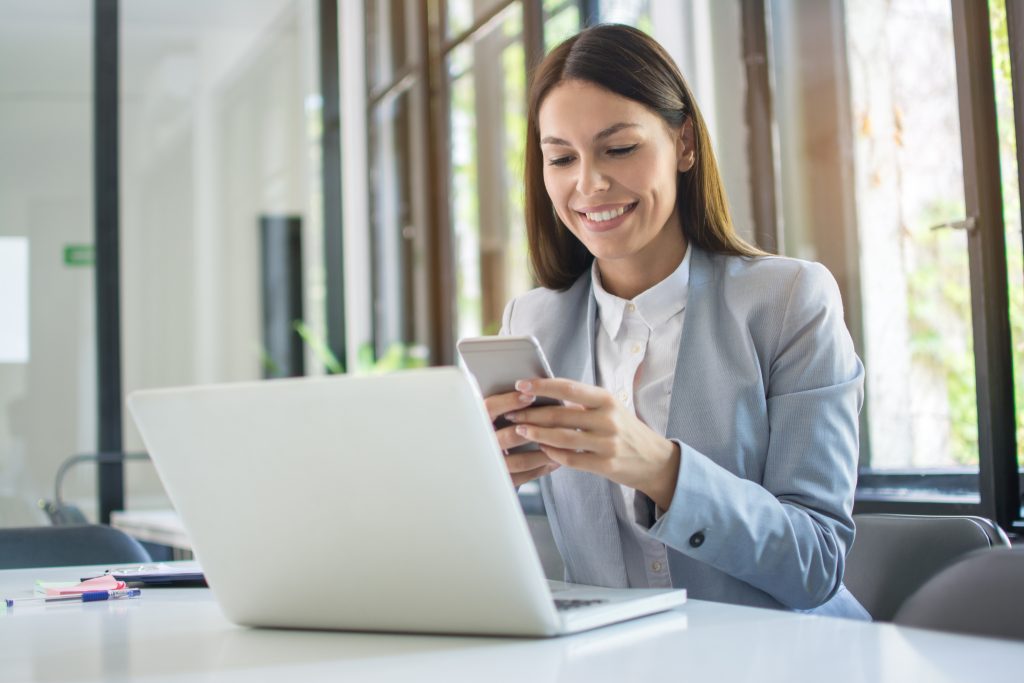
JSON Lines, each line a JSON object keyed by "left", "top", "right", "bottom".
{"left": 484, "top": 390, "right": 561, "bottom": 487}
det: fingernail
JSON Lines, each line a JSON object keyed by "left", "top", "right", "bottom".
{"left": 515, "top": 380, "right": 532, "bottom": 392}
{"left": 518, "top": 393, "right": 535, "bottom": 404}
{"left": 506, "top": 412, "right": 518, "bottom": 423}
{"left": 515, "top": 425, "right": 527, "bottom": 435}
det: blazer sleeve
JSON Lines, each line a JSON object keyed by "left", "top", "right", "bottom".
{"left": 500, "top": 298, "right": 516, "bottom": 335}
{"left": 647, "top": 262, "right": 863, "bottom": 609}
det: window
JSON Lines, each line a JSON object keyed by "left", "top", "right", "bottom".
{"left": 765, "top": 0, "right": 1022, "bottom": 529}
{"left": 359, "top": 0, "right": 547, "bottom": 364}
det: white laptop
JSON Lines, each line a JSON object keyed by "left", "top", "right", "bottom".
{"left": 127, "top": 367, "right": 686, "bottom": 637}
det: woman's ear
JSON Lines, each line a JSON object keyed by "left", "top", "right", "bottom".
{"left": 676, "top": 118, "right": 696, "bottom": 173}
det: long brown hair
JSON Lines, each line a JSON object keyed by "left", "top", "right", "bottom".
{"left": 525, "top": 24, "right": 763, "bottom": 290}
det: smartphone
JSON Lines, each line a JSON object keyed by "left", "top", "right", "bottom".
{"left": 457, "top": 335, "right": 561, "bottom": 453}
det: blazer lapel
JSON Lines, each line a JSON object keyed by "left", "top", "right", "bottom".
{"left": 665, "top": 246, "right": 712, "bottom": 442}
{"left": 540, "top": 276, "right": 629, "bottom": 587}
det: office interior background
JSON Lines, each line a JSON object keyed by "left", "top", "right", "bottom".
{"left": 1, "top": 0, "right": 1023, "bottom": 537}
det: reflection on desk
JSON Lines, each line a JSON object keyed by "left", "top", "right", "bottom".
{"left": 2, "top": 563, "right": 1022, "bottom": 682}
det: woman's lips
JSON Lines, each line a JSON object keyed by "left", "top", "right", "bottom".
{"left": 577, "top": 202, "right": 638, "bottom": 233}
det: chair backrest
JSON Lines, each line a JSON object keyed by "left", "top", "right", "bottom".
{"left": 0, "top": 524, "right": 152, "bottom": 570}
{"left": 845, "top": 513, "right": 1009, "bottom": 621}
{"left": 894, "top": 547, "right": 1024, "bottom": 641}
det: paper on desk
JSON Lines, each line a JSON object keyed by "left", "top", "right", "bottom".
{"left": 36, "top": 575, "right": 126, "bottom": 596}
{"left": 81, "top": 563, "right": 206, "bottom": 586}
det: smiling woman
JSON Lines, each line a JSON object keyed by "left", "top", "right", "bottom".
{"left": 538, "top": 81, "right": 690, "bottom": 298}
{"left": 484, "top": 24, "right": 871, "bottom": 620}
{"left": 523, "top": 24, "right": 761, "bottom": 294}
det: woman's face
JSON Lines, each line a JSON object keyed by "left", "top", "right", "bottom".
{"left": 538, "top": 79, "right": 694, "bottom": 268}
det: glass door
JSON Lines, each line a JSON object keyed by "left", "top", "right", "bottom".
{"left": 0, "top": 1, "right": 97, "bottom": 526}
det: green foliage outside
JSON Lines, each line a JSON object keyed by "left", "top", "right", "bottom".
{"left": 902, "top": 2, "right": 1023, "bottom": 467}
{"left": 905, "top": 199, "right": 977, "bottom": 465}
{"left": 261, "top": 321, "right": 427, "bottom": 377}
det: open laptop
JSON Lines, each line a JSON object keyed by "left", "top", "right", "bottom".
{"left": 127, "top": 367, "right": 686, "bottom": 637}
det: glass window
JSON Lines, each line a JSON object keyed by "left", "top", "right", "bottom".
{"left": 544, "top": 0, "right": 580, "bottom": 52}
{"left": 770, "top": 0, "right": 991, "bottom": 501}
{"left": 447, "top": 0, "right": 515, "bottom": 39}
{"left": 845, "top": 0, "right": 974, "bottom": 473}
{"left": 368, "top": 83, "right": 433, "bottom": 363}
{"left": 449, "top": 2, "right": 531, "bottom": 339}
{"left": 364, "top": 0, "right": 433, "bottom": 369}
{"left": 366, "top": 0, "right": 420, "bottom": 94}
{"left": 0, "top": 1, "right": 95, "bottom": 526}
{"left": 597, "top": 0, "right": 651, "bottom": 31}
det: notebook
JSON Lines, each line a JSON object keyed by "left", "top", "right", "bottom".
{"left": 127, "top": 368, "right": 686, "bottom": 637}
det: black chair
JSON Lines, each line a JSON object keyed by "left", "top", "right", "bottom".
{"left": 894, "top": 547, "right": 1024, "bottom": 641}
{"left": 0, "top": 524, "right": 152, "bottom": 570}
{"left": 844, "top": 513, "right": 1009, "bottom": 621}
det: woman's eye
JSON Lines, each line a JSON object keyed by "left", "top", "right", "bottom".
{"left": 547, "top": 156, "right": 574, "bottom": 167}
{"left": 607, "top": 144, "right": 638, "bottom": 157}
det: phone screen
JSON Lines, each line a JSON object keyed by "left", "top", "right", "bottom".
{"left": 457, "top": 335, "right": 560, "bottom": 451}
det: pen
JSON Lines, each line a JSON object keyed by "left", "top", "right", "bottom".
{"left": 4, "top": 588, "right": 142, "bottom": 608}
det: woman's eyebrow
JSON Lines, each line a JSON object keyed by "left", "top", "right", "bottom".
{"left": 594, "top": 122, "right": 639, "bottom": 140}
{"left": 540, "top": 122, "right": 641, "bottom": 146}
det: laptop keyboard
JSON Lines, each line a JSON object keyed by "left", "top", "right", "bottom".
{"left": 554, "top": 598, "right": 609, "bottom": 611}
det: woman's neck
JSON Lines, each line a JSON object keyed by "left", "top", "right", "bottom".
{"left": 596, "top": 233, "right": 688, "bottom": 300}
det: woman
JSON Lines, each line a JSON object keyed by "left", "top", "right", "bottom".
{"left": 486, "top": 24, "right": 869, "bottom": 619}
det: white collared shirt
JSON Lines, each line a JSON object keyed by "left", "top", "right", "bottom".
{"left": 591, "top": 246, "right": 691, "bottom": 589}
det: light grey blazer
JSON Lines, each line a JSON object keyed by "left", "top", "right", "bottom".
{"left": 501, "top": 246, "right": 870, "bottom": 619}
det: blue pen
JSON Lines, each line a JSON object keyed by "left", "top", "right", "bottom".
{"left": 4, "top": 588, "right": 142, "bottom": 608}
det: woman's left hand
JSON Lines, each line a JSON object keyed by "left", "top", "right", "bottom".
{"left": 507, "top": 378, "right": 681, "bottom": 510}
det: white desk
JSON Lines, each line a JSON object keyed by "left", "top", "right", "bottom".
{"left": 2, "top": 564, "right": 1022, "bottom": 683}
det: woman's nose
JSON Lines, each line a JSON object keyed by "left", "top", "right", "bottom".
{"left": 576, "top": 159, "right": 610, "bottom": 195}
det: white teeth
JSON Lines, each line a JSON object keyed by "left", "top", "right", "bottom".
{"left": 585, "top": 205, "right": 631, "bottom": 222}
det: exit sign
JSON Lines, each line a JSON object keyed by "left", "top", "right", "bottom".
{"left": 63, "top": 244, "right": 94, "bottom": 267}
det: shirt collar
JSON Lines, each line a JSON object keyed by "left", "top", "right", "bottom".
{"left": 591, "top": 245, "right": 691, "bottom": 338}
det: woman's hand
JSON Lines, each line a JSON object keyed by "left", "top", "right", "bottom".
{"left": 506, "top": 378, "right": 681, "bottom": 510}
{"left": 484, "top": 389, "right": 562, "bottom": 487}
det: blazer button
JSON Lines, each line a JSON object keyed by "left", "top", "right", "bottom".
{"left": 689, "top": 531, "right": 705, "bottom": 548}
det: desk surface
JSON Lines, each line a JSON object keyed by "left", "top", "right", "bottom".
{"left": 2, "top": 564, "right": 1022, "bottom": 683}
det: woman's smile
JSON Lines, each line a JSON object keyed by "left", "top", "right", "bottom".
{"left": 576, "top": 201, "right": 639, "bottom": 232}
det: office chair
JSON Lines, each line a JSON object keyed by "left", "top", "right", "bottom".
{"left": 894, "top": 547, "right": 1024, "bottom": 641}
{"left": 844, "top": 513, "right": 1009, "bottom": 621}
{"left": 0, "top": 524, "right": 152, "bottom": 570}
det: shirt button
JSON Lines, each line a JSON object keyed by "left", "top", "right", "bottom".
{"left": 651, "top": 561, "right": 663, "bottom": 572}
{"left": 626, "top": 303, "right": 636, "bottom": 313}
{"left": 631, "top": 343, "right": 642, "bottom": 354}
{"left": 689, "top": 531, "right": 706, "bottom": 548}
{"left": 617, "top": 391, "right": 629, "bottom": 404}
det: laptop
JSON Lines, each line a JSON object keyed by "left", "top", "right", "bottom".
{"left": 127, "top": 367, "right": 686, "bottom": 637}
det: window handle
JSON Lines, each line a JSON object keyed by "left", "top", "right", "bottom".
{"left": 930, "top": 215, "right": 977, "bottom": 232}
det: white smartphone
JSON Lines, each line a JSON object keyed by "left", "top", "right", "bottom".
{"left": 457, "top": 335, "right": 561, "bottom": 453}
